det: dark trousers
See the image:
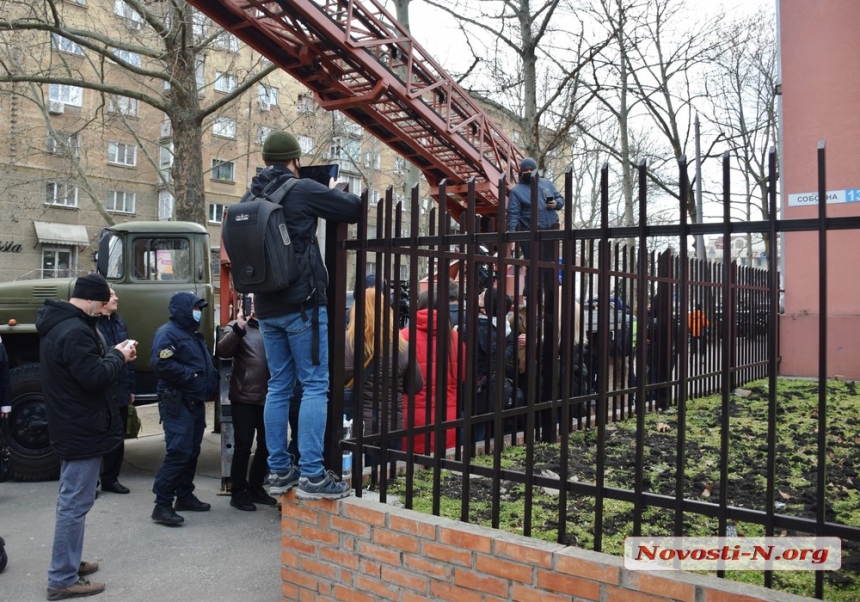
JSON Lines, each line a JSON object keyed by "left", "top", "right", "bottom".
{"left": 152, "top": 401, "right": 205, "bottom": 506}
{"left": 230, "top": 402, "right": 268, "bottom": 494}
{"left": 101, "top": 404, "right": 128, "bottom": 485}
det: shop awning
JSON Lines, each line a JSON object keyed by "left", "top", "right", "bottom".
{"left": 33, "top": 221, "right": 90, "bottom": 246}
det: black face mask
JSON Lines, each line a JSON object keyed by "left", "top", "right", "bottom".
{"left": 519, "top": 172, "right": 532, "bottom": 185}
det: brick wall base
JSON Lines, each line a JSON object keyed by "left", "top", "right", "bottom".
{"left": 279, "top": 493, "right": 813, "bottom": 602}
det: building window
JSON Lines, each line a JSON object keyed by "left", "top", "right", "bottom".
{"left": 47, "top": 132, "right": 80, "bottom": 157}
{"left": 214, "top": 31, "right": 240, "bottom": 52}
{"left": 191, "top": 10, "right": 207, "bottom": 40}
{"left": 159, "top": 142, "right": 174, "bottom": 182}
{"left": 195, "top": 56, "right": 205, "bottom": 92}
{"left": 46, "top": 182, "right": 79, "bottom": 208}
{"left": 209, "top": 203, "right": 227, "bottom": 224}
{"left": 106, "top": 190, "right": 136, "bottom": 214}
{"left": 49, "top": 84, "right": 83, "bottom": 107}
{"left": 255, "top": 125, "right": 273, "bottom": 145}
{"left": 214, "top": 71, "right": 237, "bottom": 93}
{"left": 345, "top": 175, "right": 362, "bottom": 195}
{"left": 258, "top": 84, "right": 279, "bottom": 106}
{"left": 107, "top": 141, "right": 137, "bottom": 166}
{"left": 211, "top": 159, "right": 235, "bottom": 182}
{"left": 52, "top": 33, "right": 84, "bottom": 56}
{"left": 393, "top": 157, "right": 406, "bottom": 173}
{"left": 328, "top": 137, "right": 343, "bottom": 160}
{"left": 366, "top": 261, "right": 376, "bottom": 275}
{"left": 364, "top": 151, "right": 381, "bottom": 170}
{"left": 297, "top": 134, "right": 314, "bottom": 155}
{"left": 114, "top": 0, "right": 144, "bottom": 28}
{"left": 369, "top": 189, "right": 380, "bottom": 206}
{"left": 111, "top": 48, "right": 141, "bottom": 67}
{"left": 297, "top": 93, "right": 315, "bottom": 115}
{"left": 212, "top": 117, "right": 236, "bottom": 139}
{"left": 109, "top": 95, "right": 138, "bottom": 117}
{"left": 42, "top": 248, "right": 74, "bottom": 279}
{"left": 158, "top": 190, "right": 174, "bottom": 221}
{"left": 161, "top": 116, "right": 172, "bottom": 138}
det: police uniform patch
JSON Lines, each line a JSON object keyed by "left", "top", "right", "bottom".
{"left": 159, "top": 348, "right": 174, "bottom": 359}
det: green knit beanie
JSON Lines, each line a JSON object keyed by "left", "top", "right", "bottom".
{"left": 262, "top": 131, "right": 302, "bottom": 164}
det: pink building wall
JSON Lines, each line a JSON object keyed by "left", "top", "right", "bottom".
{"left": 778, "top": 0, "right": 860, "bottom": 378}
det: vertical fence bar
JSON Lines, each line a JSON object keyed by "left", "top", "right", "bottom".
{"left": 764, "top": 147, "right": 778, "bottom": 590}
{"left": 557, "top": 167, "right": 574, "bottom": 544}
{"left": 717, "top": 151, "right": 732, "bottom": 579}
{"left": 815, "top": 141, "right": 828, "bottom": 600}
{"left": 633, "top": 159, "right": 648, "bottom": 536}
{"left": 675, "top": 156, "right": 690, "bottom": 535}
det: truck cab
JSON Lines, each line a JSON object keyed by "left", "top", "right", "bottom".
{"left": 0, "top": 221, "right": 214, "bottom": 481}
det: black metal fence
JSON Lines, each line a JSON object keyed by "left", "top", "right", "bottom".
{"left": 323, "top": 146, "right": 860, "bottom": 599}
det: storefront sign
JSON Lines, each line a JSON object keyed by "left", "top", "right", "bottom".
{"left": 0, "top": 241, "right": 22, "bottom": 253}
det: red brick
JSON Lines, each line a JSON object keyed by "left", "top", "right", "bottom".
{"left": 282, "top": 501, "right": 323, "bottom": 526}
{"left": 282, "top": 566, "right": 319, "bottom": 590}
{"left": 389, "top": 514, "right": 438, "bottom": 540}
{"left": 282, "top": 535, "right": 317, "bottom": 556}
{"left": 629, "top": 572, "right": 696, "bottom": 602}
{"left": 380, "top": 565, "right": 430, "bottom": 594}
{"left": 333, "top": 584, "right": 375, "bottom": 602}
{"left": 556, "top": 553, "right": 620, "bottom": 585}
{"left": 494, "top": 539, "right": 556, "bottom": 569}
{"left": 511, "top": 583, "right": 574, "bottom": 602}
{"left": 319, "top": 546, "right": 360, "bottom": 571}
{"left": 402, "top": 592, "right": 431, "bottom": 602}
{"left": 605, "top": 586, "right": 672, "bottom": 602}
{"left": 281, "top": 581, "right": 299, "bottom": 601}
{"left": 422, "top": 541, "right": 473, "bottom": 567}
{"left": 330, "top": 515, "right": 372, "bottom": 538}
{"left": 281, "top": 517, "right": 300, "bottom": 536}
{"left": 356, "top": 540, "right": 401, "bottom": 566}
{"left": 299, "top": 588, "right": 316, "bottom": 602}
{"left": 453, "top": 568, "right": 509, "bottom": 597}
{"left": 403, "top": 553, "right": 451, "bottom": 579}
{"left": 438, "top": 526, "right": 493, "bottom": 553}
{"left": 475, "top": 554, "right": 534, "bottom": 583}
{"left": 343, "top": 503, "right": 387, "bottom": 527}
{"left": 301, "top": 524, "right": 340, "bottom": 546}
{"left": 354, "top": 574, "right": 399, "bottom": 601}
{"left": 281, "top": 549, "right": 300, "bottom": 568}
{"left": 703, "top": 589, "right": 775, "bottom": 602}
{"left": 430, "top": 581, "right": 484, "bottom": 602}
{"left": 358, "top": 557, "right": 382, "bottom": 579}
{"left": 373, "top": 529, "right": 421, "bottom": 554}
{"left": 536, "top": 570, "right": 601, "bottom": 600}
{"left": 301, "top": 557, "right": 339, "bottom": 581}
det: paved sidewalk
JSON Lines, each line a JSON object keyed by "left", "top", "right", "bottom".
{"left": 0, "top": 403, "right": 282, "bottom": 602}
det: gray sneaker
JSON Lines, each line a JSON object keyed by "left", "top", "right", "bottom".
{"left": 268, "top": 465, "right": 300, "bottom": 495}
{"left": 295, "top": 471, "right": 352, "bottom": 500}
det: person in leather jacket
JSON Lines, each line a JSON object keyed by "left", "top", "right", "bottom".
{"left": 217, "top": 295, "right": 277, "bottom": 511}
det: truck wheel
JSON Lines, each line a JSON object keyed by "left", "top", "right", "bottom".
{"left": 7, "top": 365, "right": 60, "bottom": 481}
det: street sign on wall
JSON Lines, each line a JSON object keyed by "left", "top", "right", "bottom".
{"left": 787, "top": 188, "right": 860, "bottom": 206}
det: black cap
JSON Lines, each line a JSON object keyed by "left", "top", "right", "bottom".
{"left": 72, "top": 273, "right": 111, "bottom": 302}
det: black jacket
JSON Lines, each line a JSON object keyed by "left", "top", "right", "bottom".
{"left": 97, "top": 312, "right": 136, "bottom": 406}
{"left": 250, "top": 165, "right": 362, "bottom": 318}
{"left": 35, "top": 299, "right": 125, "bottom": 460}
{"left": 151, "top": 292, "right": 218, "bottom": 402}
{"left": 216, "top": 319, "right": 268, "bottom": 406}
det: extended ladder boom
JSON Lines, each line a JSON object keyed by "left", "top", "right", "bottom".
{"left": 186, "top": 0, "right": 523, "bottom": 216}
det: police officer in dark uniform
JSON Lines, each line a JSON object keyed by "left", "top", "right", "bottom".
{"left": 150, "top": 292, "right": 218, "bottom": 526}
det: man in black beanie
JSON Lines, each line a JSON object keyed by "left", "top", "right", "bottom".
{"left": 251, "top": 130, "right": 362, "bottom": 500}
{"left": 36, "top": 273, "right": 136, "bottom": 600}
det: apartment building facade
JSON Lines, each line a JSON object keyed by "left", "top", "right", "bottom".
{"left": 0, "top": 0, "right": 422, "bottom": 285}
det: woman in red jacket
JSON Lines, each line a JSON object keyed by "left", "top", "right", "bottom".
{"left": 400, "top": 289, "right": 464, "bottom": 455}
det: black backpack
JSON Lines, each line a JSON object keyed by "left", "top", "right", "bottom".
{"left": 222, "top": 178, "right": 301, "bottom": 294}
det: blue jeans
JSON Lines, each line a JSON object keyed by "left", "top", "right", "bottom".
{"left": 152, "top": 401, "right": 205, "bottom": 506}
{"left": 260, "top": 307, "right": 329, "bottom": 479}
{"left": 48, "top": 457, "right": 101, "bottom": 589}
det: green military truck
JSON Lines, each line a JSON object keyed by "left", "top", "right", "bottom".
{"left": 0, "top": 221, "right": 216, "bottom": 481}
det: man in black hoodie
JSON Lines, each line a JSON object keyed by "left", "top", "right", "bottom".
{"left": 253, "top": 130, "right": 362, "bottom": 501}
{"left": 150, "top": 292, "right": 218, "bottom": 526}
{"left": 36, "top": 273, "right": 136, "bottom": 600}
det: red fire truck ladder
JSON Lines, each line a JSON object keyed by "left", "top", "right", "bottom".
{"left": 185, "top": 0, "right": 523, "bottom": 217}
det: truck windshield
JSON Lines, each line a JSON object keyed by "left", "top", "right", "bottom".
{"left": 133, "top": 238, "right": 191, "bottom": 282}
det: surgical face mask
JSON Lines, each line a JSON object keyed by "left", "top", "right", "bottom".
{"left": 192, "top": 309, "right": 202, "bottom": 322}
{"left": 519, "top": 172, "right": 532, "bottom": 185}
